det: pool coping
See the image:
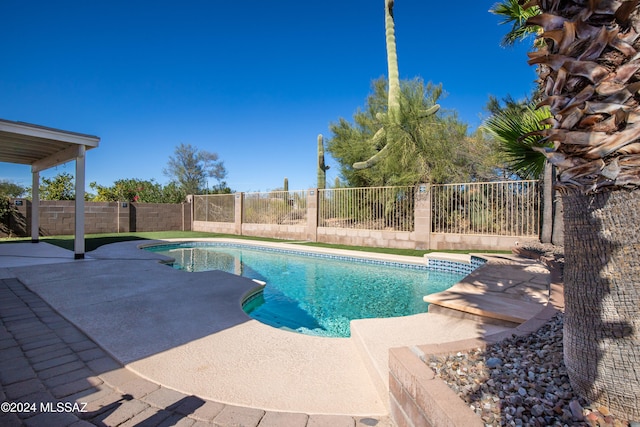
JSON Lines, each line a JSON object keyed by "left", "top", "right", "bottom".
{"left": 141, "top": 237, "right": 485, "bottom": 275}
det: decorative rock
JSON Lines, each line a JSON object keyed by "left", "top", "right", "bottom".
{"left": 586, "top": 411, "right": 600, "bottom": 422}
{"left": 509, "top": 395, "right": 523, "bottom": 406}
{"left": 428, "top": 313, "right": 633, "bottom": 427}
{"left": 569, "top": 399, "right": 584, "bottom": 421}
{"left": 486, "top": 357, "right": 502, "bottom": 368}
{"left": 531, "top": 404, "right": 545, "bottom": 417}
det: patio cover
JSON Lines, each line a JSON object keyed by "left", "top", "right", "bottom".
{"left": 0, "top": 118, "right": 100, "bottom": 258}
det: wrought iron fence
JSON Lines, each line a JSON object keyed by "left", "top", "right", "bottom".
{"left": 242, "top": 190, "right": 307, "bottom": 225}
{"left": 318, "top": 186, "right": 415, "bottom": 232}
{"left": 193, "top": 194, "right": 235, "bottom": 223}
{"left": 431, "top": 180, "right": 539, "bottom": 236}
{"left": 194, "top": 181, "right": 539, "bottom": 238}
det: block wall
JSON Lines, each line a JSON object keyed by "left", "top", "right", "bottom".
{"left": 4, "top": 200, "right": 191, "bottom": 237}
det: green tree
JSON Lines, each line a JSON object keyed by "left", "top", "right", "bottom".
{"left": 0, "top": 180, "right": 26, "bottom": 198}
{"left": 39, "top": 172, "right": 75, "bottom": 200}
{"left": 202, "top": 181, "right": 232, "bottom": 195}
{"left": 91, "top": 179, "right": 162, "bottom": 202}
{"left": 90, "top": 179, "right": 196, "bottom": 203}
{"left": 161, "top": 181, "right": 189, "bottom": 203}
{"left": 0, "top": 180, "right": 26, "bottom": 235}
{"left": 163, "top": 143, "right": 227, "bottom": 195}
{"left": 522, "top": 1, "right": 640, "bottom": 419}
{"left": 327, "top": 78, "right": 493, "bottom": 186}
{"left": 487, "top": 0, "right": 548, "bottom": 179}
{"left": 462, "top": 128, "right": 508, "bottom": 181}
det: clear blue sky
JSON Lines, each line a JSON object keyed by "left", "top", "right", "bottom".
{"left": 1, "top": 0, "right": 538, "bottom": 193}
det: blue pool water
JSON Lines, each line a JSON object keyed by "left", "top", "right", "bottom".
{"left": 146, "top": 243, "right": 468, "bottom": 337}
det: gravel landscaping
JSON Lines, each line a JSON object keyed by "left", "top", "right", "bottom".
{"left": 428, "top": 241, "right": 637, "bottom": 427}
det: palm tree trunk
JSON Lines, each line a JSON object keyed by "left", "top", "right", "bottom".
{"left": 551, "top": 191, "right": 563, "bottom": 246}
{"left": 540, "top": 163, "right": 564, "bottom": 246}
{"left": 562, "top": 188, "right": 640, "bottom": 419}
{"left": 540, "top": 162, "right": 553, "bottom": 243}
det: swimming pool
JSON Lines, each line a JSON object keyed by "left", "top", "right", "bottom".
{"left": 146, "top": 242, "right": 471, "bottom": 337}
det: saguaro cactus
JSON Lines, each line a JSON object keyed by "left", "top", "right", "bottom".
{"left": 353, "top": 0, "right": 439, "bottom": 170}
{"left": 317, "top": 134, "right": 330, "bottom": 189}
{"left": 385, "top": 0, "right": 400, "bottom": 117}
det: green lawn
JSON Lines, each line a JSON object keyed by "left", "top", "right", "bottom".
{"left": 0, "top": 231, "right": 509, "bottom": 256}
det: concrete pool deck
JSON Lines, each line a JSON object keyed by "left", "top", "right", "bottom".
{"left": 0, "top": 239, "right": 552, "bottom": 426}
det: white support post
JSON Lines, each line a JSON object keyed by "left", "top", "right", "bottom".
{"left": 31, "top": 171, "right": 40, "bottom": 243}
{"left": 74, "top": 146, "right": 86, "bottom": 259}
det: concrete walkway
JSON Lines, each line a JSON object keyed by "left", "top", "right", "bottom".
{"left": 0, "top": 275, "right": 392, "bottom": 427}
{"left": 0, "top": 240, "right": 552, "bottom": 426}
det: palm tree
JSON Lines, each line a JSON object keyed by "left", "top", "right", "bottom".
{"left": 523, "top": 0, "right": 640, "bottom": 419}
{"left": 489, "top": 1, "right": 564, "bottom": 245}
{"left": 482, "top": 99, "right": 564, "bottom": 244}
{"left": 490, "top": 0, "right": 541, "bottom": 47}
{"left": 483, "top": 100, "right": 550, "bottom": 179}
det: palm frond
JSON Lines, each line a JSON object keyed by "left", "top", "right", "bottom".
{"left": 490, "top": 0, "right": 541, "bottom": 47}
{"left": 482, "top": 105, "right": 552, "bottom": 179}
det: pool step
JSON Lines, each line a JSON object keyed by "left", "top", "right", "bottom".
{"left": 424, "top": 291, "right": 544, "bottom": 325}
{"left": 426, "top": 304, "right": 521, "bottom": 328}
{"left": 423, "top": 255, "right": 551, "bottom": 325}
